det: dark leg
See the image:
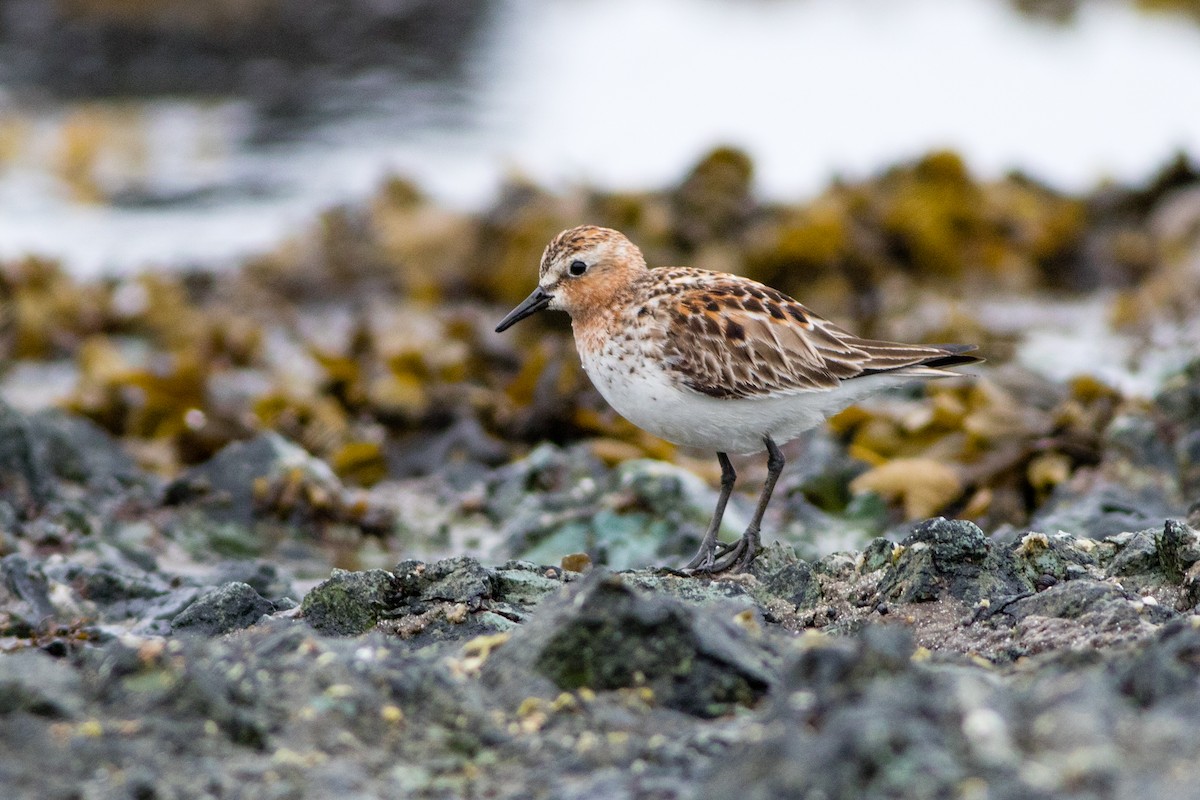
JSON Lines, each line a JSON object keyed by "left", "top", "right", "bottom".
{"left": 683, "top": 453, "right": 736, "bottom": 572}
{"left": 710, "top": 436, "right": 784, "bottom": 572}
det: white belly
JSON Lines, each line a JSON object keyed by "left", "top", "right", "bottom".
{"left": 579, "top": 349, "right": 894, "bottom": 455}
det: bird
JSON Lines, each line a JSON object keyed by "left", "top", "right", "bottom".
{"left": 495, "top": 225, "right": 981, "bottom": 573}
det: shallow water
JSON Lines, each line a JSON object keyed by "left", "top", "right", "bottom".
{"left": 1, "top": 0, "right": 1199, "bottom": 275}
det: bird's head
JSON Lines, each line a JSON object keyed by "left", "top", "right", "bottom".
{"left": 495, "top": 225, "right": 648, "bottom": 331}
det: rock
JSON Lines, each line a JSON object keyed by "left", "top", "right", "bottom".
{"left": 377, "top": 557, "right": 531, "bottom": 643}
{"left": 1106, "top": 529, "right": 1160, "bottom": 577}
{"left": 624, "top": 570, "right": 758, "bottom": 612}
{"left": 168, "top": 514, "right": 268, "bottom": 561}
{"left": 486, "top": 444, "right": 608, "bottom": 565}
{"left": 698, "top": 626, "right": 990, "bottom": 800}
{"left": 1010, "top": 531, "right": 1099, "bottom": 584}
{"left": 859, "top": 537, "right": 897, "bottom": 573}
{"left": 1004, "top": 579, "right": 1130, "bottom": 621}
{"left": 171, "top": 582, "right": 275, "bottom": 636}
{"left": 128, "top": 587, "right": 205, "bottom": 636}
{"left": 0, "top": 402, "right": 146, "bottom": 513}
{"left": 34, "top": 558, "right": 199, "bottom": 636}
{"left": 1155, "top": 358, "right": 1200, "bottom": 431}
{"left": 164, "top": 432, "right": 341, "bottom": 527}
{"left": 1118, "top": 617, "right": 1200, "bottom": 706}
{"left": 773, "top": 427, "right": 869, "bottom": 511}
{"left": 210, "top": 560, "right": 296, "bottom": 602}
{"left": 484, "top": 442, "right": 605, "bottom": 523}
{"left": 0, "top": 651, "right": 83, "bottom": 718}
{"left": 699, "top": 615, "right": 1200, "bottom": 798}
{"left": 486, "top": 445, "right": 732, "bottom": 570}
{"left": 783, "top": 626, "right": 919, "bottom": 710}
{"left": 488, "top": 571, "right": 776, "bottom": 718}
{"left": 911, "top": 516, "right": 987, "bottom": 563}
{"left": 493, "top": 563, "right": 566, "bottom": 608}
{"left": 1103, "top": 412, "right": 1177, "bottom": 471}
{"left": 1155, "top": 519, "right": 1200, "bottom": 606}
{"left": 1033, "top": 480, "right": 1179, "bottom": 540}
{"left": 392, "top": 556, "right": 495, "bottom": 612}
{"left": 0, "top": 501, "right": 16, "bottom": 549}
{"left": 384, "top": 415, "right": 509, "bottom": 479}
{"left": 0, "top": 554, "right": 57, "bottom": 626}
{"left": 878, "top": 517, "right": 1028, "bottom": 603}
{"left": 301, "top": 568, "right": 395, "bottom": 635}
{"left": 65, "top": 561, "right": 168, "bottom": 608}
{"left": 812, "top": 551, "right": 858, "bottom": 579}
{"left": 757, "top": 558, "right": 820, "bottom": 609}
{"left": 296, "top": 558, "right": 574, "bottom": 644}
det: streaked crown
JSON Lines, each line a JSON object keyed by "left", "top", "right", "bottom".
{"left": 538, "top": 225, "right": 646, "bottom": 288}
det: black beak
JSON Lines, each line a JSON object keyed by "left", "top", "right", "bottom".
{"left": 495, "top": 288, "right": 553, "bottom": 332}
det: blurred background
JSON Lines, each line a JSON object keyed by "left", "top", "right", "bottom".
{"left": 1, "top": 0, "right": 1199, "bottom": 569}
{"left": 2, "top": 0, "right": 1199, "bottom": 273}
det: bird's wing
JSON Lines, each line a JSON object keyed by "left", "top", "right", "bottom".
{"left": 655, "top": 270, "right": 978, "bottom": 399}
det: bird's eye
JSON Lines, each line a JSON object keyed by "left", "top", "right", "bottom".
{"left": 569, "top": 260, "right": 588, "bottom": 276}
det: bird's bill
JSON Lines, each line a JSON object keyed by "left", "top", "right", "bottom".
{"left": 495, "top": 288, "right": 553, "bottom": 332}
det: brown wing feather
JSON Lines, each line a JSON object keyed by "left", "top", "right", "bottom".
{"left": 655, "top": 270, "right": 980, "bottom": 399}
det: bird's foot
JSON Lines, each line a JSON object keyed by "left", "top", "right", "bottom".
{"left": 712, "top": 528, "right": 763, "bottom": 573}
{"left": 682, "top": 542, "right": 720, "bottom": 573}
{"left": 683, "top": 532, "right": 761, "bottom": 575}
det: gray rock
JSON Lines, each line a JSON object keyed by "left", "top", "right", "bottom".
{"left": 171, "top": 582, "right": 275, "bottom": 636}
{"left": 1104, "top": 412, "right": 1177, "bottom": 471}
{"left": 301, "top": 568, "right": 395, "bottom": 635}
{"left": 1156, "top": 519, "right": 1200, "bottom": 606}
{"left": 699, "top": 626, "right": 989, "bottom": 800}
{"left": 0, "top": 554, "right": 56, "bottom": 625}
{"left": 1155, "top": 358, "right": 1200, "bottom": 430}
{"left": 1004, "top": 579, "right": 1130, "bottom": 620}
{"left": 1033, "top": 481, "right": 1180, "bottom": 541}
{"left": 164, "top": 432, "right": 340, "bottom": 526}
{"left": 812, "top": 550, "right": 859, "bottom": 579}
{"left": 756, "top": 557, "right": 820, "bottom": 609}
{"left": 0, "top": 402, "right": 146, "bottom": 513}
{"left": 860, "top": 537, "right": 897, "bottom": 573}
{"left": 66, "top": 561, "right": 168, "bottom": 606}
{"left": 622, "top": 569, "right": 757, "bottom": 609}
{"left": 486, "top": 445, "right": 730, "bottom": 570}
{"left": 211, "top": 560, "right": 296, "bottom": 602}
{"left": 168, "top": 513, "right": 268, "bottom": 560}
{"left": 488, "top": 571, "right": 776, "bottom": 718}
{"left": 1010, "top": 531, "right": 1099, "bottom": 585}
{"left": 1161, "top": 518, "right": 1200, "bottom": 563}
{"left": 1118, "top": 617, "right": 1200, "bottom": 707}
{"left": 773, "top": 427, "right": 870, "bottom": 512}
{"left": 0, "top": 651, "right": 83, "bottom": 718}
{"left": 0, "top": 501, "right": 16, "bottom": 555}
{"left": 1154, "top": 521, "right": 1200, "bottom": 578}
{"left": 1106, "top": 529, "right": 1160, "bottom": 577}
{"left": 392, "top": 555, "right": 495, "bottom": 611}
{"left": 493, "top": 564, "right": 567, "bottom": 608}
{"left": 129, "top": 587, "right": 205, "bottom": 636}
{"left": 879, "top": 517, "right": 1029, "bottom": 603}
{"left": 484, "top": 442, "right": 606, "bottom": 523}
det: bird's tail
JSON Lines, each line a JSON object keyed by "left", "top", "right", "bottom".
{"left": 853, "top": 342, "right": 983, "bottom": 379}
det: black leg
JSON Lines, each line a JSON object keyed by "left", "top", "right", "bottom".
{"left": 683, "top": 453, "right": 736, "bottom": 572}
{"left": 710, "top": 436, "right": 784, "bottom": 572}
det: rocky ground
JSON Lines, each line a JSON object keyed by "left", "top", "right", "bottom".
{"left": 2, "top": 347, "right": 1199, "bottom": 798}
